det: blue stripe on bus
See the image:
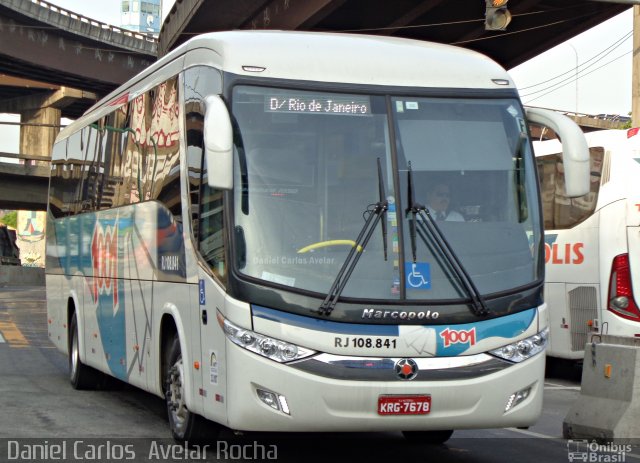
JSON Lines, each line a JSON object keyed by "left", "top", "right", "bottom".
{"left": 252, "top": 305, "right": 400, "bottom": 336}
{"left": 434, "top": 308, "right": 537, "bottom": 356}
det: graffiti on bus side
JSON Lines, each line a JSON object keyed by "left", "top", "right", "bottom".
{"left": 90, "top": 221, "right": 119, "bottom": 311}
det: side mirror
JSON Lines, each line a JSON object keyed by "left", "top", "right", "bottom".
{"left": 204, "top": 95, "right": 233, "bottom": 190}
{"left": 525, "top": 107, "right": 589, "bottom": 197}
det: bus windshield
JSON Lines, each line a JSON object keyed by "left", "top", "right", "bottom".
{"left": 228, "top": 85, "right": 541, "bottom": 301}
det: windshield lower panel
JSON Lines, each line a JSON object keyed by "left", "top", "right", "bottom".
{"left": 227, "top": 86, "right": 542, "bottom": 303}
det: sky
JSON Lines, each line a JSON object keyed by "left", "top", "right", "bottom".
{"left": 510, "top": 8, "right": 633, "bottom": 116}
{"left": 44, "top": 0, "right": 174, "bottom": 26}
{"left": 0, "top": 1, "right": 635, "bottom": 156}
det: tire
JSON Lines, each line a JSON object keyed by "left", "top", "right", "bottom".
{"left": 69, "top": 312, "right": 100, "bottom": 390}
{"left": 402, "top": 430, "right": 454, "bottom": 445}
{"left": 164, "top": 334, "right": 218, "bottom": 443}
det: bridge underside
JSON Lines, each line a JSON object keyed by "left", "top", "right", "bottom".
{"left": 0, "top": 1, "right": 156, "bottom": 118}
{"left": 160, "top": 0, "right": 628, "bottom": 69}
{"left": 0, "top": 164, "right": 48, "bottom": 211}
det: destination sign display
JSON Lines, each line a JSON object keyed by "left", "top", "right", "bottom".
{"left": 265, "top": 94, "right": 371, "bottom": 116}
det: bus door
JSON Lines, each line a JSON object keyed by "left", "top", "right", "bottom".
{"left": 194, "top": 185, "right": 229, "bottom": 423}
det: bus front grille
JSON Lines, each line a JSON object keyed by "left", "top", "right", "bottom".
{"left": 569, "top": 286, "right": 598, "bottom": 352}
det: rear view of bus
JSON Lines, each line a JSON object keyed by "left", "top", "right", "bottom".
{"left": 45, "top": 31, "right": 590, "bottom": 443}
{"left": 535, "top": 129, "right": 640, "bottom": 359}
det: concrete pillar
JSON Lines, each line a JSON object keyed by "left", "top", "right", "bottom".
{"left": 19, "top": 106, "right": 61, "bottom": 166}
{"left": 0, "top": 86, "right": 96, "bottom": 266}
{"left": 11, "top": 89, "right": 83, "bottom": 267}
{"left": 0, "top": 87, "right": 95, "bottom": 164}
{"left": 17, "top": 95, "right": 62, "bottom": 267}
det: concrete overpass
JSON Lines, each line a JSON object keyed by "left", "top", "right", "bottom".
{"left": 0, "top": 152, "right": 48, "bottom": 211}
{"left": 0, "top": 0, "right": 634, "bottom": 211}
{"left": 159, "top": 0, "right": 629, "bottom": 68}
{"left": 0, "top": 0, "right": 158, "bottom": 211}
{"left": 0, "top": 0, "right": 157, "bottom": 118}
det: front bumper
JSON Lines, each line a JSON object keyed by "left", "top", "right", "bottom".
{"left": 221, "top": 340, "right": 545, "bottom": 432}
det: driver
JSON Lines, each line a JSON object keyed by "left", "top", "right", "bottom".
{"left": 425, "top": 183, "right": 464, "bottom": 222}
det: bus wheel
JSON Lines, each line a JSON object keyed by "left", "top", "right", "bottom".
{"left": 69, "top": 312, "right": 99, "bottom": 389}
{"left": 402, "top": 430, "right": 454, "bottom": 445}
{"left": 165, "top": 334, "right": 216, "bottom": 443}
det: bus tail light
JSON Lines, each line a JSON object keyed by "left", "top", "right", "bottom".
{"left": 607, "top": 254, "right": 640, "bottom": 321}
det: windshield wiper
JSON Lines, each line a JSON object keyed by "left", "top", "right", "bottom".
{"left": 377, "top": 157, "right": 388, "bottom": 261}
{"left": 513, "top": 134, "right": 528, "bottom": 223}
{"left": 404, "top": 165, "right": 489, "bottom": 317}
{"left": 319, "top": 158, "right": 388, "bottom": 316}
{"left": 405, "top": 161, "right": 419, "bottom": 262}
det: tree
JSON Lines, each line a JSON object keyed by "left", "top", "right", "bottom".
{"left": 0, "top": 211, "right": 18, "bottom": 229}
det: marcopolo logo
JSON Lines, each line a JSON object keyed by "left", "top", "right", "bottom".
{"left": 361, "top": 308, "right": 440, "bottom": 320}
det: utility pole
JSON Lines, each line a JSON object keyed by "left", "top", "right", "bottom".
{"left": 633, "top": 5, "right": 640, "bottom": 127}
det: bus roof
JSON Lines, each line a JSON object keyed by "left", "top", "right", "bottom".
{"left": 179, "top": 30, "right": 514, "bottom": 89}
{"left": 59, "top": 31, "right": 516, "bottom": 140}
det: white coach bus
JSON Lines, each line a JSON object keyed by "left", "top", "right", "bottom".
{"left": 535, "top": 128, "right": 640, "bottom": 360}
{"left": 46, "top": 31, "right": 590, "bottom": 443}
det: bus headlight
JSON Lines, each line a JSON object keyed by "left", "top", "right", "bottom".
{"left": 217, "top": 312, "right": 316, "bottom": 363}
{"left": 489, "top": 328, "right": 548, "bottom": 363}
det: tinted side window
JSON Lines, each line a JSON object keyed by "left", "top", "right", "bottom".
{"left": 49, "top": 76, "right": 181, "bottom": 218}
{"left": 183, "top": 66, "right": 226, "bottom": 283}
{"left": 49, "top": 139, "right": 70, "bottom": 218}
{"left": 101, "top": 105, "right": 130, "bottom": 209}
{"left": 149, "top": 77, "right": 182, "bottom": 218}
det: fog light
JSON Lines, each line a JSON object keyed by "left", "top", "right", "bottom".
{"left": 505, "top": 385, "right": 532, "bottom": 412}
{"left": 256, "top": 388, "right": 290, "bottom": 415}
{"left": 257, "top": 389, "right": 279, "bottom": 411}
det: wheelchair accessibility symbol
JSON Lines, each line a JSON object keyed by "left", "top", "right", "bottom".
{"left": 405, "top": 262, "right": 431, "bottom": 290}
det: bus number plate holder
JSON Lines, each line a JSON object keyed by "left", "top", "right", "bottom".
{"left": 377, "top": 395, "right": 431, "bottom": 415}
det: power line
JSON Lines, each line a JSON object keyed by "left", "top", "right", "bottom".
{"left": 517, "top": 31, "right": 631, "bottom": 91}
{"left": 523, "top": 50, "right": 632, "bottom": 104}
{"left": 518, "top": 32, "right": 631, "bottom": 97}
{"left": 335, "top": 4, "right": 589, "bottom": 34}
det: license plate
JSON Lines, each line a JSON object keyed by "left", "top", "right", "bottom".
{"left": 377, "top": 395, "right": 431, "bottom": 415}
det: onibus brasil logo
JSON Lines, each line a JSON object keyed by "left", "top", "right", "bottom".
{"left": 567, "top": 440, "right": 632, "bottom": 462}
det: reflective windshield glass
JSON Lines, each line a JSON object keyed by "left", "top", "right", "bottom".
{"left": 393, "top": 97, "right": 541, "bottom": 299}
{"left": 232, "top": 86, "right": 399, "bottom": 299}
{"left": 228, "top": 87, "right": 541, "bottom": 301}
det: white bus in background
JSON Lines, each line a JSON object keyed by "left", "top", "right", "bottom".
{"left": 534, "top": 128, "right": 640, "bottom": 360}
{"left": 46, "top": 30, "right": 590, "bottom": 444}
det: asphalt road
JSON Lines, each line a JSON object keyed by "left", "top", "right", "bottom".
{"left": 0, "top": 285, "right": 632, "bottom": 463}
